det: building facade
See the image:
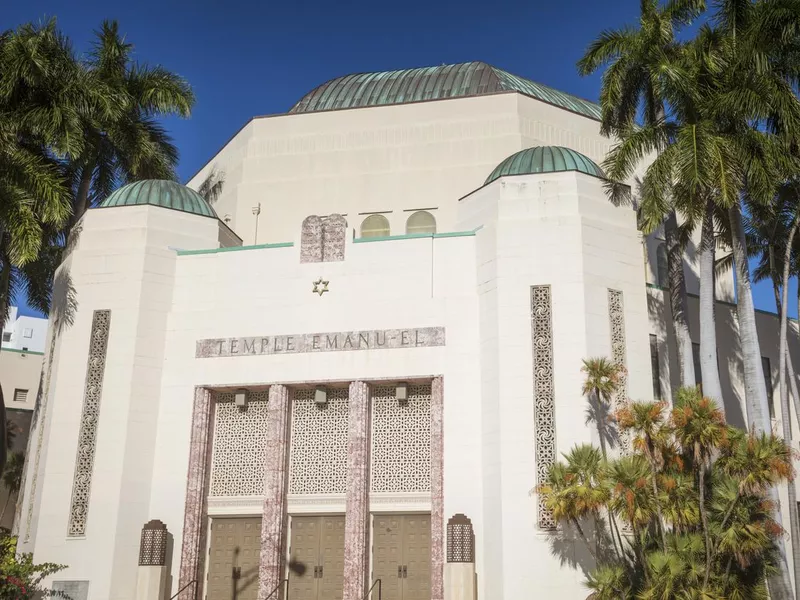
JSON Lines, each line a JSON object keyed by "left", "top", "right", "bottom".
{"left": 15, "top": 62, "right": 800, "bottom": 600}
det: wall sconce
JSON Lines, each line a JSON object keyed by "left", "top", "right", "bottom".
{"left": 235, "top": 388, "right": 248, "bottom": 409}
{"left": 396, "top": 382, "right": 408, "bottom": 404}
{"left": 315, "top": 386, "right": 328, "bottom": 405}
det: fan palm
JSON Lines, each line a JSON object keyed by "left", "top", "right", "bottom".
{"left": 577, "top": 0, "right": 704, "bottom": 390}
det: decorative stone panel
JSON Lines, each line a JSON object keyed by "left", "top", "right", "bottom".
{"left": 446, "top": 514, "right": 475, "bottom": 563}
{"left": 67, "top": 309, "right": 111, "bottom": 537}
{"left": 608, "top": 289, "right": 631, "bottom": 454}
{"left": 531, "top": 286, "right": 556, "bottom": 530}
{"left": 289, "top": 388, "right": 349, "bottom": 494}
{"left": 139, "top": 520, "right": 168, "bottom": 566}
{"left": 300, "top": 216, "right": 323, "bottom": 263}
{"left": 52, "top": 581, "right": 89, "bottom": 600}
{"left": 370, "top": 384, "right": 431, "bottom": 493}
{"left": 209, "top": 392, "right": 270, "bottom": 497}
{"left": 322, "top": 214, "right": 347, "bottom": 261}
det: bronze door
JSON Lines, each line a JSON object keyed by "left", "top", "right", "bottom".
{"left": 288, "top": 515, "right": 345, "bottom": 600}
{"left": 207, "top": 517, "right": 262, "bottom": 600}
{"left": 371, "top": 514, "right": 431, "bottom": 600}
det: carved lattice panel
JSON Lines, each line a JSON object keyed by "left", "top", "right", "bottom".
{"left": 68, "top": 310, "right": 111, "bottom": 537}
{"left": 209, "top": 391, "right": 270, "bottom": 497}
{"left": 139, "top": 520, "right": 168, "bottom": 566}
{"left": 447, "top": 514, "right": 475, "bottom": 563}
{"left": 370, "top": 385, "right": 431, "bottom": 493}
{"left": 531, "top": 286, "right": 556, "bottom": 530}
{"left": 288, "top": 388, "right": 349, "bottom": 494}
{"left": 608, "top": 289, "right": 631, "bottom": 454}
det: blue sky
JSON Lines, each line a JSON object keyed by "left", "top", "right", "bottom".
{"left": 4, "top": 0, "right": 796, "bottom": 318}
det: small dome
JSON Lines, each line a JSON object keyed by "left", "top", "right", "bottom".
{"left": 99, "top": 180, "right": 217, "bottom": 218}
{"left": 485, "top": 146, "right": 605, "bottom": 185}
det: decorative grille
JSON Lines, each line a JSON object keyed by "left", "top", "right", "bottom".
{"left": 531, "top": 286, "right": 556, "bottom": 530}
{"left": 209, "top": 391, "right": 269, "bottom": 497}
{"left": 67, "top": 310, "right": 111, "bottom": 537}
{"left": 446, "top": 514, "right": 475, "bottom": 563}
{"left": 139, "top": 520, "right": 168, "bottom": 566}
{"left": 288, "top": 388, "right": 349, "bottom": 494}
{"left": 608, "top": 289, "right": 631, "bottom": 454}
{"left": 370, "top": 384, "right": 431, "bottom": 493}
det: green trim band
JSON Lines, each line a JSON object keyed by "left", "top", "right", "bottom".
{"left": 354, "top": 230, "right": 478, "bottom": 244}
{"left": 177, "top": 242, "right": 294, "bottom": 256}
{"left": 0, "top": 347, "right": 44, "bottom": 356}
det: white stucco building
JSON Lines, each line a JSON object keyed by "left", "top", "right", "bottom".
{"left": 15, "top": 61, "right": 800, "bottom": 600}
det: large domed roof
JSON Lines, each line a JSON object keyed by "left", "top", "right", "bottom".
{"left": 485, "top": 146, "right": 605, "bottom": 185}
{"left": 99, "top": 180, "right": 217, "bottom": 218}
{"left": 290, "top": 62, "right": 601, "bottom": 121}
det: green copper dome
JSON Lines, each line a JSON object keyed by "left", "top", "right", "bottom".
{"left": 99, "top": 180, "right": 217, "bottom": 218}
{"left": 485, "top": 146, "right": 605, "bottom": 185}
{"left": 290, "top": 62, "right": 601, "bottom": 121}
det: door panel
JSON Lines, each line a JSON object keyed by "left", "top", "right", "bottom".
{"left": 289, "top": 515, "right": 345, "bottom": 600}
{"left": 372, "top": 515, "right": 403, "bottom": 600}
{"left": 319, "top": 516, "right": 346, "bottom": 600}
{"left": 403, "top": 515, "right": 431, "bottom": 600}
{"left": 207, "top": 517, "right": 262, "bottom": 600}
{"left": 371, "top": 514, "right": 431, "bottom": 600}
{"left": 289, "top": 517, "right": 320, "bottom": 600}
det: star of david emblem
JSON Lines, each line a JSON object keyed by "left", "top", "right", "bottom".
{"left": 312, "top": 278, "right": 329, "bottom": 296}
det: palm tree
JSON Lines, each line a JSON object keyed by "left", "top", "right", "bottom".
{"left": 671, "top": 387, "right": 727, "bottom": 589}
{"left": 69, "top": 20, "right": 194, "bottom": 225}
{"left": 577, "top": 0, "right": 704, "bottom": 391}
{"left": 581, "top": 357, "right": 624, "bottom": 458}
{"left": 0, "top": 451, "right": 24, "bottom": 526}
{"left": 197, "top": 167, "right": 225, "bottom": 204}
{"left": 539, "top": 444, "right": 609, "bottom": 561}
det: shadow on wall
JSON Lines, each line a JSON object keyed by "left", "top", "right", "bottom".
{"left": 545, "top": 515, "right": 613, "bottom": 576}
{"left": 645, "top": 288, "right": 746, "bottom": 428}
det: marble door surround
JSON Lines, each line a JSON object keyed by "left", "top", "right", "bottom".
{"left": 177, "top": 377, "right": 444, "bottom": 600}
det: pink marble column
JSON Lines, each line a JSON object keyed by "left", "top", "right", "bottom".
{"left": 258, "top": 384, "right": 291, "bottom": 600}
{"left": 343, "top": 381, "right": 370, "bottom": 600}
{"left": 431, "top": 377, "right": 445, "bottom": 600}
{"left": 178, "top": 387, "right": 213, "bottom": 600}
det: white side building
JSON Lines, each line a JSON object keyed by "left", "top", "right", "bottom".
{"left": 15, "top": 61, "right": 800, "bottom": 600}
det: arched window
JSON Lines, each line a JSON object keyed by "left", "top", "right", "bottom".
{"left": 406, "top": 210, "right": 437, "bottom": 235}
{"left": 360, "top": 214, "right": 390, "bottom": 238}
{"left": 656, "top": 243, "right": 668, "bottom": 288}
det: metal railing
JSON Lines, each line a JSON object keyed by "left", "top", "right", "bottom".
{"left": 264, "top": 578, "right": 289, "bottom": 600}
{"left": 362, "top": 578, "right": 381, "bottom": 600}
{"left": 169, "top": 580, "right": 197, "bottom": 600}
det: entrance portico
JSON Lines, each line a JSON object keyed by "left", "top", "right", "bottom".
{"left": 177, "top": 378, "right": 444, "bottom": 600}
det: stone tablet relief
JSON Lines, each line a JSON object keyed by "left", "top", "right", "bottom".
{"left": 196, "top": 327, "right": 445, "bottom": 358}
{"left": 52, "top": 581, "right": 90, "bottom": 600}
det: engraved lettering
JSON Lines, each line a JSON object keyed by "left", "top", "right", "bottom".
{"left": 286, "top": 337, "right": 295, "bottom": 352}
{"left": 243, "top": 339, "right": 256, "bottom": 354}
{"left": 260, "top": 338, "right": 269, "bottom": 354}
{"left": 344, "top": 335, "right": 354, "bottom": 349}
{"left": 376, "top": 332, "right": 386, "bottom": 346}
{"left": 358, "top": 333, "right": 369, "bottom": 348}
{"left": 326, "top": 335, "right": 338, "bottom": 349}
{"left": 312, "top": 335, "right": 321, "bottom": 350}
{"left": 415, "top": 330, "right": 423, "bottom": 346}
{"left": 216, "top": 340, "right": 224, "bottom": 355}
{"left": 273, "top": 337, "right": 282, "bottom": 352}
{"left": 401, "top": 331, "right": 411, "bottom": 346}
{"left": 230, "top": 339, "right": 239, "bottom": 354}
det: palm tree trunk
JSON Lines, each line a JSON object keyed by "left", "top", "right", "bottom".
{"left": 773, "top": 284, "right": 800, "bottom": 430}
{"left": 730, "top": 200, "right": 794, "bottom": 598}
{"left": 0, "top": 491, "right": 10, "bottom": 526}
{"left": 778, "top": 214, "right": 800, "bottom": 599}
{"left": 665, "top": 210, "right": 696, "bottom": 387}
{"left": 699, "top": 200, "right": 724, "bottom": 411}
{"left": 649, "top": 457, "right": 668, "bottom": 551}
{"left": 72, "top": 161, "right": 94, "bottom": 226}
{"left": 571, "top": 517, "right": 597, "bottom": 561}
{"left": 699, "top": 459, "right": 713, "bottom": 589}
